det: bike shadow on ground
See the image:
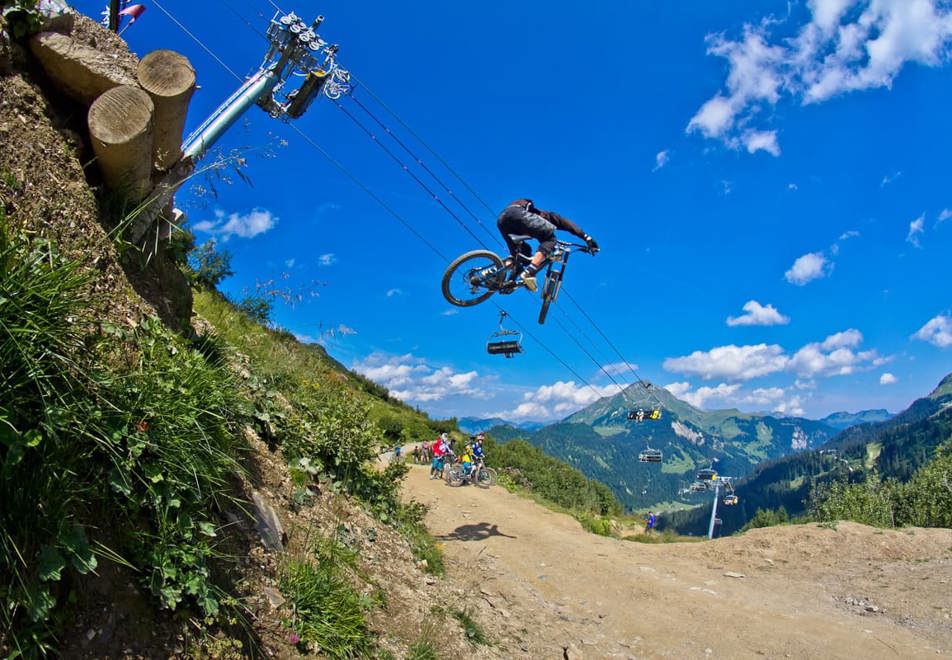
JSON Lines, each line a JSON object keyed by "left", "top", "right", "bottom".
{"left": 438, "top": 522, "right": 517, "bottom": 542}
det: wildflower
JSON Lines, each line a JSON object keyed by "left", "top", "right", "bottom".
{"left": 289, "top": 632, "right": 300, "bottom": 645}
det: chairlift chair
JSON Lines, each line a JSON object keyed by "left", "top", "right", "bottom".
{"left": 638, "top": 447, "right": 663, "bottom": 463}
{"left": 723, "top": 494, "right": 739, "bottom": 506}
{"left": 627, "top": 407, "right": 663, "bottom": 422}
{"left": 486, "top": 311, "right": 523, "bottom": 358}
{"left": 695, "top": 468, "right": 718, "bottom": 481}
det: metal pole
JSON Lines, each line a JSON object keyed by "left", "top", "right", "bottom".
{"left": 108, "top": 0, "right": 120, "bottom": 31}
{"left": 707, "top": 482, "right": 720, "bottom": 539}
{"left": 181, "top": 69, "right": 280, "bottom": 161}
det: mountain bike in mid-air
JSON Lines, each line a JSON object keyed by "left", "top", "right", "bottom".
{"left": 441, "top": 238, "right": 596, "bottom": 324}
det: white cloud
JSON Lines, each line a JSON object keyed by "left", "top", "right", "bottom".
{"left": 193, "top": 208, "right": 277, "bottom": 241}
{"left": 880, "top": 372, "right": 897, "bottom": 385}
{"left": 664, "top": 381, "right": 804, "bottom": 415}
{"left": 839, "top": 230, "right": 860, "bottom": 241}
{"left": 785, "top": 251, "right": 830, "bottom": 285}
{"left": 665, "top": 328, "right": 883, "bottom": 382}
{"left": 352, "top": 352, "right": 487, "bottom": 402}
{"left": 938, "top": 208, "right": 952, "bottom": 225}
{"left": 337, "top": 324, "right": 357, "bottom": 336}
{"left": 743, "top": 129, "right": 781, "bottom": 156}
{"left": 319, "top": 253, "right": 336, "bottom": 266}
{"left": 788, "top": 182, "right": 799, "bottom": 191}
{"left": 727, "top": 300, "right": 791, "bottom": 327}
{"left": 688, "top": 2, "right": 952, "bottom": 153}
{"left": 789, "top": 328, "right": 881, "bottom": 377}
{"left": 913, "top": 314, "right": 952, "bottom": 348}
{"left": 285, "top": 258, "right": 296, "bottom": 269}
{"left": 663, "top": 381, "right": 741, "bottom": 408}
{"left": 441, "top": 309, "right": 459, "bottom": 316}
{"left": 602, "top": 361, "right": 639, "bottom": 377}
{"left": 386, "top": 288, "right": 403, "bottom": 298}
{"left": 663, "top": 343, "right": 788, "bottom": 381}
{"left": 906, "top": 214, "right": 925, "bottom": 247}
{"left": 495, "top": 380, "right": 623, "bottom": 421}
{"left": 653, "top": 150, "right": 670, "bottom": 171}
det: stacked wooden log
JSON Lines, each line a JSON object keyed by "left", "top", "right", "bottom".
{"left": 29, "top": 15, "right": 196, "bottom": 215}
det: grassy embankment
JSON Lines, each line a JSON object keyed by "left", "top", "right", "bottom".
{"left": 0, "top": 214, "right": 446, "bottom": 655}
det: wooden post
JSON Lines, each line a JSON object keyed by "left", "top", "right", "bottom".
{"left": 137, "top": 50, "right": 196, "bottom": 171}
{"left": 87, "top": 85, "right": 155, "bottom": 202}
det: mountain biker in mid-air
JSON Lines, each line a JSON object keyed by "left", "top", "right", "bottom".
{"left": 496, "top": 198, "right": 599, "bottom": 292}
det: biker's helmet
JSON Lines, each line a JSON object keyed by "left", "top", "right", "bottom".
{"left": 441, "top": 432, "right": 449, "bottom": 440}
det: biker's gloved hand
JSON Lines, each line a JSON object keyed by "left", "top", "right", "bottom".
{"left": 584, "top": 234, "right": 600, "bottom": 254}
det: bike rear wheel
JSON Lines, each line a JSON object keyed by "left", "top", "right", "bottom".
{"left": 476, "top": 467, "right": 497, "bottom": 488}
{"left": 442, "top": 250, "right": 505, "bottom": 307}
{"left": 446, "top": 465, "right": 465, "bottom": 486}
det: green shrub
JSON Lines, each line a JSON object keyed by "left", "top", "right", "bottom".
{"left": 811, "top": 477, "right": 900, "bottom": 528}
{"left": 576, "top": 514, "right": 615, "bottom": 537}
{"left": 739, "top": 506, "right": 790, "bottom": 533}
{"left": 187, "top": 239, "right": 233, "bottom": 291}
{"left": 452, "top": 608, "right": 488, "bottom": 647}
{"left": 280, "top": 558, "right": 374, "bottom": 658}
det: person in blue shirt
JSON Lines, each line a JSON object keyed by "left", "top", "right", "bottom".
{"left": 645, "top": 511, "right": 656, "bottom": 533}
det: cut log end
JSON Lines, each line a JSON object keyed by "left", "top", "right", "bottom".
{"left": 88, "top": 85, "right": 154, "bottom": 201}
{"left": 137, "top": 50, "right": 196, "bottom": 99}
{"left": 88, "top": 85, "right": 153, "bottom": 146}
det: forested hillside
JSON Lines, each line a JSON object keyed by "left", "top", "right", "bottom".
{"left": 662, "top": 374, "right": 952, "bottom": 535}
{"left": 490, "top": 383, "right": 840, "bottom": 511}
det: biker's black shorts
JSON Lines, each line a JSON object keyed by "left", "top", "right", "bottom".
{"left": 497, "top": 205, "right": 557, "bottom": 258}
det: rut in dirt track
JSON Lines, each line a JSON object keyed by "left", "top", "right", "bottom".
{"left": 401, "top": 463, "right": 952, "bottom": 659}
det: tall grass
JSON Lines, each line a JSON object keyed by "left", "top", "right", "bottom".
{"left": 0, "top": 221, "right": 247, "bottom": 653}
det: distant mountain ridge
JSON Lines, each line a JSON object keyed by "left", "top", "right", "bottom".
{"left": 484, "top": 383, "right": 849, "bottom": 511}
{"left": 458, "top": 416, "right": 545, "bottom": 434}
{"left": 820, "top": 409, "right": 893, "bottom": 430}
{"left": 661, "top": 372, "right": 952, "bottom": 536}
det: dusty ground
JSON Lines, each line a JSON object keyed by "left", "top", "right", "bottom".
{"left": 402, "top": 463, "right": 952, "bottom": 659}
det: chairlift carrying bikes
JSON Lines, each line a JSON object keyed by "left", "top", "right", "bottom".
{"left": 441, "top": 237, "right": 596, "bottom": 324}
{"left": 627, "top": 408, "right": 662, "bottom": 422}
{"left": 486, "top": 311, "right": 523, "bottom": 358}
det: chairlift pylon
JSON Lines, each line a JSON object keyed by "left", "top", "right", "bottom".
{"left": 486, "top": 311, "right": 523, "bottom": 358}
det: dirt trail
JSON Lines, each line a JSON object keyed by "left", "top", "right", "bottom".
{"left": 402, "top": 464, "right": 952, "bottom": 659}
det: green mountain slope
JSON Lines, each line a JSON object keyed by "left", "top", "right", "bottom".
{"left": 662, "top": 373, "right": 952, "bottom": 536}
{"left": 491, "top": 384, "right": 839, "bottom": 511}
{"left": 820, "top": 409, "right": 893, "bottom": 429}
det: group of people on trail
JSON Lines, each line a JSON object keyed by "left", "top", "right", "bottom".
{"left": 424, "top": 432, "right": 487, "bottom": 483}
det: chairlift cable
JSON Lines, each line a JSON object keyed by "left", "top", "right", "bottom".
{"left": 562, "top": 288, "right": 665, "bottom": 411}
{"left": 549, "top": 310, "right": 634, "bottom": 406}
{"left": 348, "top": 74, "right": 500, "bottom": 219}
{"left": 332, "top": 99, "right": 490, "bottom": 250}
{"left": 160, "top": 4, "right": 627, "bottom": 413}
{"left": 223, "top": 0, "right": 659, "bottom": 414}
{"left": 346, "top": 94, "right": 504, "bottom": 250}
{"left": 152, "top": 0, "right": 242, "bottom": 81}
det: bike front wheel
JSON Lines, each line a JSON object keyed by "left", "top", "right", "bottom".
{"left": 476, "top": 467, "right": 497, "bottom": 488}
{"left": 442, "top": 250, "right": 505, "bottom": 307}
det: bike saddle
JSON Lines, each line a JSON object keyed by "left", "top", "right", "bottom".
{"left": 507, "top": 234, "right": 533, "bottom": 244}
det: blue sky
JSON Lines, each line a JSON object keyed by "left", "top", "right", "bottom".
{"left": 79, "top": 0, "right": 952, "bottom": 421}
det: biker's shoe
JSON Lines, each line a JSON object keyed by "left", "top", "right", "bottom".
{"left": 520, "top": 270, "right": 538, "bottom": 293}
